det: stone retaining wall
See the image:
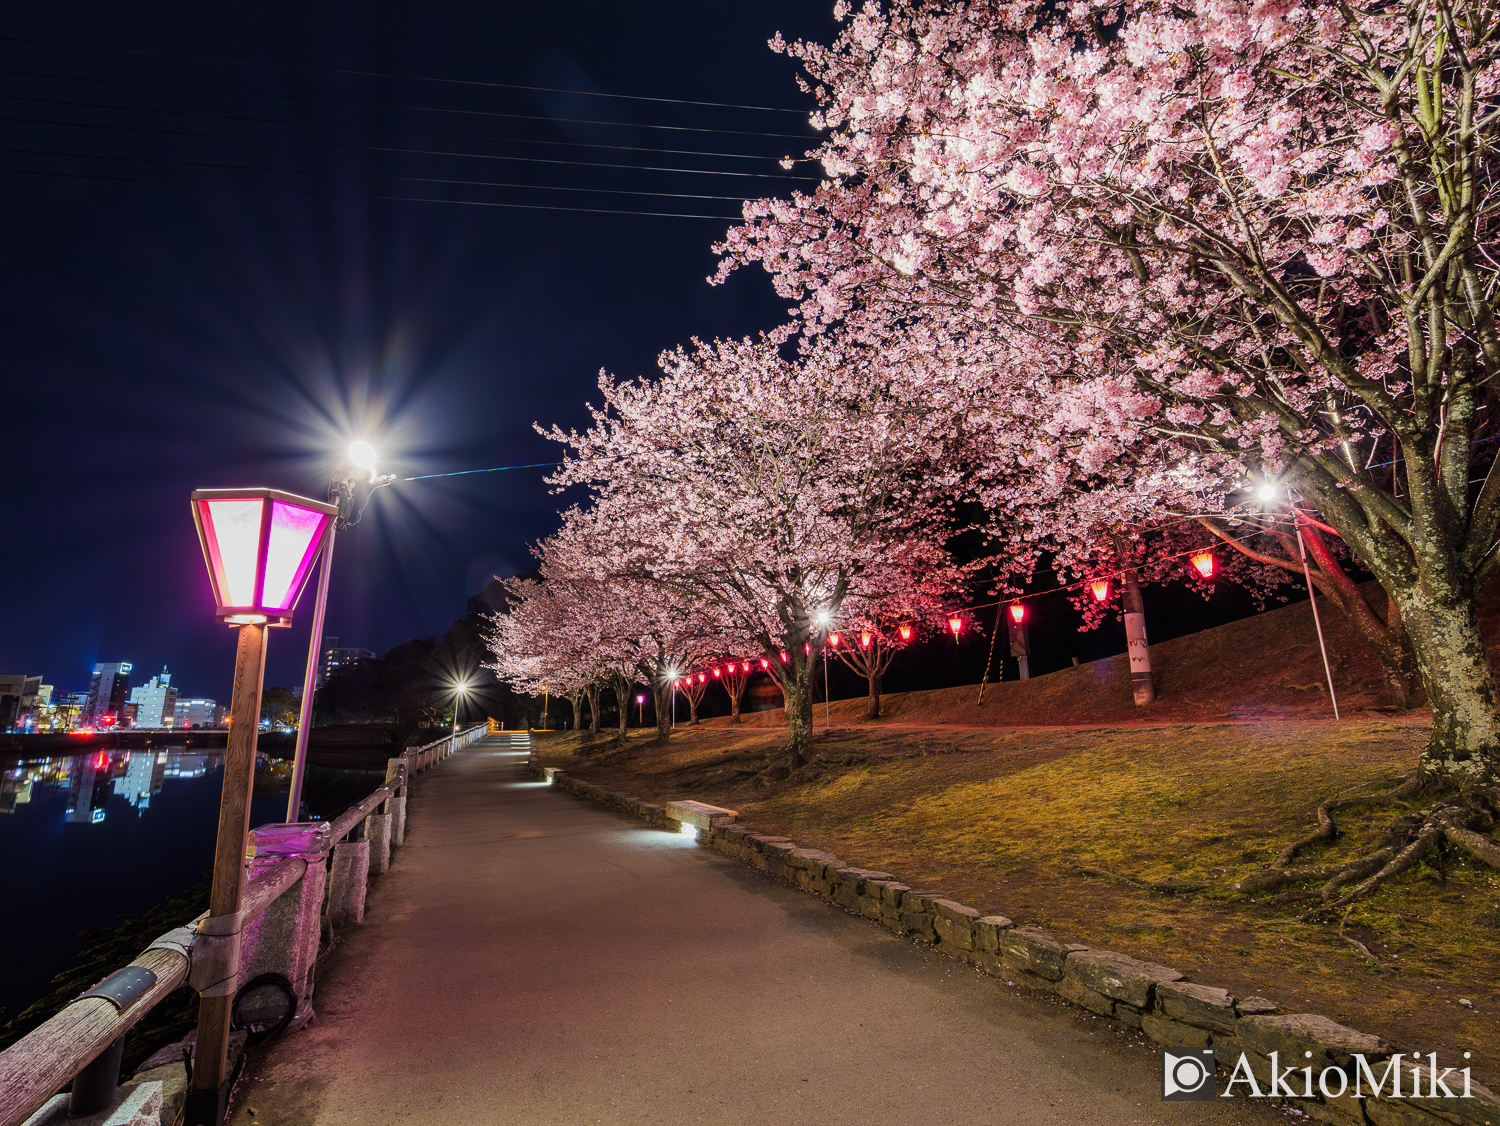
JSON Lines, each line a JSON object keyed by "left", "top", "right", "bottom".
{"left": 533, "top": 761, "right": 1496, "bottom": 1126}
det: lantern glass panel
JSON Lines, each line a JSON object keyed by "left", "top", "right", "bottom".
{"left": 262, "top": 501, "right": 330, "bottom": 610}
{"left": 201, "top": 498, "right": 264, "bottom": 606}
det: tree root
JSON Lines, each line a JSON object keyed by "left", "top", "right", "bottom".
{"left": 1339, "top": 908, "right": 1380, "bottom": 965}
{"left": 1274, "top": 775, "right": 1418, "bottom": 867}
{"left": 1075, "top": 866, "right": 1216, "bottom": 893}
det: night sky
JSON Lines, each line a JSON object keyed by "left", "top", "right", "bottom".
{"left": 0, "top": 1, "right": 837, "bottom": 701}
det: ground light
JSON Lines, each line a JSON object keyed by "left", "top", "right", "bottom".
{"left": 186, "top": 486, "right": 335, "bottom": 1126}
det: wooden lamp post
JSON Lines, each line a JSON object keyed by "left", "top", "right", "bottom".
{"left": 186, "top": 488, "right": 337, "bottom": 1125}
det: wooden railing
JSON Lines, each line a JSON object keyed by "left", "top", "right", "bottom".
{"left": 0, "top": 723, "right": 490, "bottom": 1126}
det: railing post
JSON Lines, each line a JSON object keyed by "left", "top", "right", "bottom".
{"left": 66, "top": 1034, "right": 124, "bottom": 1117}
{"left": 366, "top": 810, "right": 392, "bottom": 875}
{"left": 327, "top": 836, "right": 369, "bottom": 927}
{"left": 237, "top": 823, "right": 331, "bottom": 1034}
{"left": 385, "top": 758, "right": 408, "bottom": 846}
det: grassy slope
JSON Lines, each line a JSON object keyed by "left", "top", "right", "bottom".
{"left": 536, "top": 588, "right": 1500, "bottom": 1079}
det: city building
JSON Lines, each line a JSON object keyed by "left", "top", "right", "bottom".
{"left": 112, "top": 750, "right": 167, "bottom": 814}
{"left": 83, "top": 662, "right": 133, "bottom": 727}
{"left": 318, "top": 636, "right": 375, "bottom": 689}
{"left": 174, "top": 697, "right": 225, "bottom": 728}
{"left": 56, "top": 692, "right": 88, "bottom": 730}
{"left": 0, "top": 674, "right": 42, "bottom": 730}
{"left": 128, "top": 668, "right": 179, "bottom": 729}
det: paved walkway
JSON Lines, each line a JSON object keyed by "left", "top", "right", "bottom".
{"left": 229, "top": 735, "right": 1278, "bottom": 1125}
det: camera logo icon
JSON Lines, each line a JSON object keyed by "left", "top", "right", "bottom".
{"left": 1162, "top": 1048, "right": 1216, "bottom": 1100}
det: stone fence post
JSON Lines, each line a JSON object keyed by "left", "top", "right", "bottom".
{"left": 239, "top": 822, "right": 332, "bottom": 1033}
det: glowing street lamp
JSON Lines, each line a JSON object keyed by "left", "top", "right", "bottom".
{"left": 1009, "top": 603, "right": 1026, "bottom": 624}
{"left": 898, "top": 624, "right": 912, "bottom": 642}
{"left": 860, "top": 631, "right": 872, "bottom": 648}
{"left": 186, "top": 486, "right": 335, "bottom": 1120}
{"left": 451, "top": 679, "right": 474, "bottom": 733}
{"left": 636, "top": 693, "right": 646, "bottom": 725}
{"left": 1090, "top": 579, "right": 1111, "bottom": 602}
{"left": 286, "top": 441, "right": 395, "bottom": 822}
{"left": 1190, "top": 550, "right": 1216, "bottom": 579}
{"left": 948, "top": 616, "right": 963, "bottom": 640}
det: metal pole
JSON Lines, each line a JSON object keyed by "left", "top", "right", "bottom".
{"left": 1295, "top": 513, "right": 1342, "bottom": 720}
{"left": 823, "top": 645, "right": 830, "bottom": 730}
{"left": 186, "top": 621, "right": 267, "bottom": 1125}
{"left": 285, "top": 525, "right": 334, "bottom": 822}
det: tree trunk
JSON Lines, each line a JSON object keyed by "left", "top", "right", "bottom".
{"left": 1288, "top": 526, "right": 1421, "bottom": 708}
{"left": 730, "top": 689, "right": 742, "bottom": 724}
{"left": 586, "top": 684, "right": 601, "bottom": 735}
{"left": 1395, "top": 588, "right": 1500, "bottom": 788}
{"left": 687, "top": 694, "right": 700, "bottom": 725}
{"left": 568, "top": 692, "right": 583, "bottom": 732}
{"left": 865, "top": 670, "right": 881, "bottom": 720}
{"left": 653, "top": 683, "right": 672, "bottom": 745}
{"left": 611, "top": 674, "right": 630, "bottom": 744}
{"left": 782, "top": 657, "right": 815, "bottom": 769}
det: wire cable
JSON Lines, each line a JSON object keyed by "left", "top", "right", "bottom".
{"left": 0, "top": 68, "right": 814, "bottom": 139}
{"left": 0, "top": 101, "right": 816, "bottom": 181}
{"left": 0, "top": 163, "right": 738, "bottom": 219}
{"left": 0, "top": 143, "right": 755, "bottom": 202}
{"left": 0, "top": 34, "right": 809, "bottom": 114}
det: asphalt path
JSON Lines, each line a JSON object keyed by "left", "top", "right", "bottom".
{"left": 228, "top": 735, "right": 1281, "bottom": 1125}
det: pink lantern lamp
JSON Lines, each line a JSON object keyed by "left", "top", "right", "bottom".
{"left": 191, "top": 488, "right": 337, "bottom": 625}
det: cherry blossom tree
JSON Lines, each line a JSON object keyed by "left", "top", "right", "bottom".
{"left": 718, "top": 0, "right": 1500, "bottom": 788}
{"left": 544, "top": 335, "right": 968, "bottom": 769}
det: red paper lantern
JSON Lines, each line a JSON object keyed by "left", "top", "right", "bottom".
{"left": 1009, "top": 603, "right": 1026, "bottom": 624}
{"left": 712, "top": 667, "right": 721, "bottom": 678}
{"left": 1090, "top": 579, "right": 1111, "bottom": 602}
{"left": 860, "top": 632, "right": 872, "bottom": 648}
{"left": 742, "top": 662, "right": 751, "bottom": 673}
{"left": 760, "top": 657, "right": 769, "bottom": 669}
{"left": 190, "top": 488, "right": 336, "bottom": 626}
{"left": 828, "top": 633, "right": 841, "bottom": 647}
{"left": 898, "top": 624, "right": 912, "bottom": 642}
{"left": 1191, "top": 550, "right": 1216, "bottom": 579}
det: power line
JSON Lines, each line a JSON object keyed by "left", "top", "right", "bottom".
{"left": 0, "top": 34, "right": 809, "bottom": 114}
{"left": 0, "top": 163, "right": 738, "bottom": 219}
{"left": 0, "top": 92, "right": 810, "bottom": 165}
{"left": 0, "top": 144, "right": 756, "bottom": 202}
{"left": 0, "top": 103, "right": 816, "bottom": 181}
{"left": 0, "top": 68, "right": 814, "bottom": 140}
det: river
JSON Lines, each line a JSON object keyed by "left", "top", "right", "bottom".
{"left": 0, "top": 745, "right": 379, "bottom": 1025}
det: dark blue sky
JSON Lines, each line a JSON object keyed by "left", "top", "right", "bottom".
{"left": 0, "top": 1, "right": 837, "bottom": 700}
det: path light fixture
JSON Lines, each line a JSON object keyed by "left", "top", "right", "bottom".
{"left": 637, "top": 693, "right": 645, "bottom": 725}
{"left": 1190, "top": 550, "right": 1217, "bottom": 579}
{"left": 451, "top": 678, "right": 474, "bottom": 732}
{"left": 186, "top": 487, "right": 336, "bottom": 1126}
{"left": 1009, "top": 603, "right": 1026, "bottom": 624}
{"left": 1090, "top": 579, "right": 1111, "bottom": 602}
{"left": 828, "top": 633, "right": 841, "bottom": 648}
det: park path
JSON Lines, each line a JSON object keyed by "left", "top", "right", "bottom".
{"left": 228, "top": 734, "right": 1277, "bottom": 1126}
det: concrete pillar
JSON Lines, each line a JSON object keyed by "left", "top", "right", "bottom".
{"left": 327, "top": 839, "right": 369, "bottom": 927}
{"left": 366, "top": 813, "right": 392, "bottom": 875}
{"left": 385, "top": 758, "right": 408, "bottom": 846}
{"left": 239, "top": 822, "right": 332, "bottom": 1034}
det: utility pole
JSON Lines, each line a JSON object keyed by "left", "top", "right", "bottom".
{"left": 1115, "top": 535, "right": 1155, "bottom": 706}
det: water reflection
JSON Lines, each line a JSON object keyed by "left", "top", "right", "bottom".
{"left": 3, "top": 747, "right": 246, "bottom": 823}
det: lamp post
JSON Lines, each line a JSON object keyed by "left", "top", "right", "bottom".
{"left": 452, "top": 679, "right": 473, "bottom": 732}
{"left": 187, "top": 487, "right": 336, "bottom": 1125}
{"left": 285, "top": 442, "right": 393, "bottom": 821}
{"left": 636, "top": 693, "right": 645, "bottom": 725}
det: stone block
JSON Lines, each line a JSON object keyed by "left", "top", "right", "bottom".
{"left": 857, "top": 894, "right": 884, "bottom": 920}
{"left": 1236, "top": 1014, "right": 1388, "bottom": 1067}
{"left": 328, "top": 840, "right": 369, "bottom": 927}
{"left": 933, "top": 914, "right": 975, "bottom": 951}
{"left": 23, "top": 1082, "right": 162, "bottom": 1126}
{"left": 901, "top": 912, "right": 937, "bottom": 941}
{"left": 1064, "top": 949, "right": 1183, "bottom": 1009}
{"left": 973, "top": 916, "right": 1014, "bottom": 953}
{"left": 998, "top": 927, "right": 1068, "bottom": 981}
{"left": 832, "top": 881, "right": 860, "bottom": 910}
{"left": 1056, "top": 974, "right": 1114, "bottom": 1016}
{"left": 1236, "top": 996, "right": 1279, "bottom": 1015}
{"left": 1140, "top": 1011, "right": 1211, "bottom": 1048}
{"left": 1157, "top": 981, "right": 1238, "bottom": 1035}
{"left": 1005, "top": 968, "right": 1060, "bottom": 993}
{"left": 972, "top": 952, "right": 1004, "bottom": 977}
{"left": 1115, "top": 1004, "right": 1144, "bottom": 1030}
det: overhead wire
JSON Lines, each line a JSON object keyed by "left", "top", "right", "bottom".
{"left": 0, "top": 68, "right": 814, "bottom": 139}
{"left": 0, "top": 143, "right": 754, "bottom": 203}
{"left": 0, "top": 34, "right": 809, "bottom": 114}
{"left": 0, "top": 163, "right": 738, "bottom": 219}
{"left": 0, "top": 101, "right": 816, "bottom": 181}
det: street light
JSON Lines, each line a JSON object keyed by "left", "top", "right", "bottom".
{"left": 636, "top": 693, "right": 646, "bottom": 725}
{"left": 451, "top": 678, "right": 473, "bottom": 732}
{"left": 187, "top": 487, "right": 335, "bottom": 1123}
{"left": 286, "top": 441, "right": 395, "bottom": 822}
{"left": 1190, "top": 550, "right": 1217, "bottom": 579}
